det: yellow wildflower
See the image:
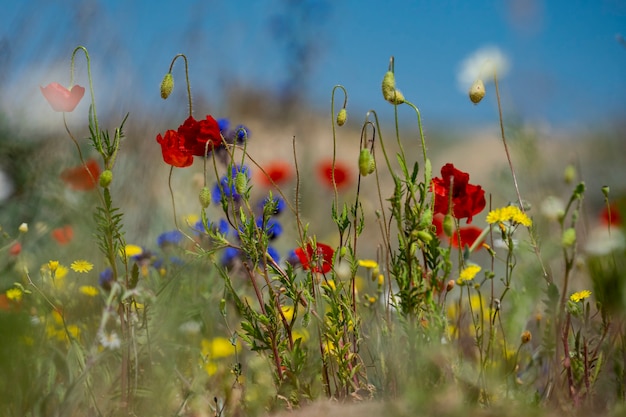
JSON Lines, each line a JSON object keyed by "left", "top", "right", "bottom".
{"left": 122, "top": 244, "right": 143, "bottom": 258}
{"left": 281, "top": 305, "right": 295, "bottom": 321}
{"left": 79, "top": 285, "right": 99, "bottom": 297}
{"left": 458, "top": 264, "right": 481, "bottom": 285}
{"left": 48, "top": 260, "right": 59, "bottom": 272}
{"left": 358, "top": 259, "right": 378, "bottom": 269}
{"left": 6, "top": 288, "right": 23, "bottom": 302}
{"left": 71, "top": 260, "right": 94, "bottom": 273}
{"left": 570, "top": 290, "right": 591, "bottom": 303}
{"left": 486, "top": 205, "right": 532, "bottom": 227}
{"left": 201, "top": 337, "right": 239, "bottom": 360}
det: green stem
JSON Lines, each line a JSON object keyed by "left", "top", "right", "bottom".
{"left": 168, "top": 54, "right": 194, "bottom": 118}
{"left": 71, "top": 46, "right": 100, "bottom": 145}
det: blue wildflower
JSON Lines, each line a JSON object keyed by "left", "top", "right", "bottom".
{"left": 157, "top": 230, "right": 183, "bottom": 247}
{"left": 221, "top": 247, "right": 240, "bottom": 267}
{"left": 99, "top": 268, "right": 114, "bottom": 290}
{"left": 217, "top": 118, "right": 230, "bottom": 133}
{"left": 267, "top": 246, "right": 280, "bottom": 263}
{"left": 257, "top": 218, "right": 283, "bottom": 240}
{"left": 260, "top": 196, "right": 286, "bottom": 216}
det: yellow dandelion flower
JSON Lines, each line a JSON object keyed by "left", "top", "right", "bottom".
{"left": 122, "top": 244, "right": 143, "bottom": 258}
{"left": 458, "top": 264, "right": 481, "bottom": 285}
{"left": 201, "top": 337, "right": 239, "bottom": 360}
{"left": 570, "top": 290, "right": 591, "bottom": 303}
{"left": 48, "top": 260, "right": 59, "bottom": 272}
{"left": 486, "top": 206, "right": 532, "bottom": 227}
{"left": 56, "top": 265, "right": 69, "bottom": 279}
{"left": 358, "top": 259, "right": 378, "bottom": 269}
{"left": 71, "top": 260, "right": 94, "bottom": 273}
{"left": 79, "top": 285, "right": 99, "bottom": 297}
{"left": 6, "top": 288, "right": 23, "bottom": 302}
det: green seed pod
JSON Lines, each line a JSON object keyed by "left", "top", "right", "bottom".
{"left": 358, "top": 149, "right": 375, "bottom": 176}
{"left": 160, "top": 72, "right": 174, "bottom": 99}
{"left": 99, "top": 169, "right": 113, "bottom": 188}
{"left": 199, "top": 186, "right": 211, "bottom": 208}
{"left": 336, "top": 108, "right": 347, "bottom": 126}
{"left": 235, "top": 172, "right": 247, "bottom": 195}
{"left": 469, "top": 79, "right": 485, "bottom": 104}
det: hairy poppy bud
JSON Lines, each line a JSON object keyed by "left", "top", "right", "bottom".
{"left": 469, "top": 79, "right": 485, "bottom": 104}
{"left": 235, "top": 172, "right": 247, "bottom": 195}
{"left": 99, "top": 169, "right": 113, "bottom": 188}
{"left": 358, "top": 149, "right": 375, "bottom": 176}
{"left": 336, "top": 108, "right": 347, "bottom": 126}
{"left": 160, "top": 73, "right": 174, "bottom": 99}
{"left": 382, "top": 71, "right": 396, "bottom": 101}
{"left": 561, "top": 227, "right": 576, "bottom": 247}
{"left": 199, "top": 186, "right": 211, "bottom": 208}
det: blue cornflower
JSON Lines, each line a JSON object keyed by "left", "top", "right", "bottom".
{"left": 217, "top": 118, "right": 230, "bottom": 133}
{"left": 99, "top": 268, "right": 114, "bottom": 290}
{"left": 267, "top": 246, "right": 280, "bottom": 263}
{"left": 221, "top": 247, "right": 240, "bottom": 266}
{"left": 212, "top": 164, "right": 251, "bottom": 203}
{"left": 257, "top": 218, "right": 283, "bottom": 240}
{"left": 232, "top": 124, "right": 250, "bottom": 144}
{"left": 260, "top": 196, "right": 286, "bottom": 216}
{"left": 157, "top": 230, "right": 183, "bottom": 247}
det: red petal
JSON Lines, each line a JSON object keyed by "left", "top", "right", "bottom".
{"left": 60, "top": 159, "right": 100, "bottom": 190}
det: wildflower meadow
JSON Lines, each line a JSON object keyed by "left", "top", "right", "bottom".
{"left": 1, "top": 45, "right": 626, "bottom": 417}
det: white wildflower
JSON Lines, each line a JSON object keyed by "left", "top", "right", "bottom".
{"left": 99, "top": 331, "right": 121, "bottom": 350}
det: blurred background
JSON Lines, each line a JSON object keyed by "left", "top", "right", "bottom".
{"left": 1, "top": 0, "right": 625, "bottom": 244}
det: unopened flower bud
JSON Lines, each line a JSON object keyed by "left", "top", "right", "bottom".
{"left": 358, "top": 149, "right": 376, "bottom": 176}
{"left": 99, "top": 169, "right": 113, "bottom": 188}
{"left": 563, "top": 164, "right": 576, "bottom": 184}
{"left": 235, "top": 172, "right": 247, "bottom": 195}
{"left": 336, "top": 108, "right": 347, "bottom": 126}
{"left": 199, "top": 186, "right": 211, "bottom": 208}
{"left": 160, "top": 73, "right": 174, "bottom": 99}
{"left": 521, "top": 330, "right": 532, "bottom": 344}
{"left": 417, "top": 230, "right": 433, "bottom": 243}
{"left": 446, "top": 280, "right": 455, "bottom": 292}
{"left": 382, "top": 71, "right": 405, "bottom": 105}
{"left": 469, "top": 79, "right": 485, "bottom": 104}
{"left": 601, "top": 185, "right": 610, "bottom": 199}
{"left": 18, "top": 223, "right": 28, "bottom": 233}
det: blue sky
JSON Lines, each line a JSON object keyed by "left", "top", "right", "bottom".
{"left": 3, "top": 0, "right": 626, "bottom": 131}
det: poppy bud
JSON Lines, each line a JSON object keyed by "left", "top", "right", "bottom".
{"left": 336, "top": 108, "right": 347, "bottom": 126}
{"left": 563, "top": 164, "right": 576, "bottom": 184}
{"left": 358, "top": 149, "right": 375, "bottom": 176}
{"left": 99, "top": 169, "right": 113, "bottom": 188}
{"left": 382, "top": 72, "right": 405, "bottom": 104}
{"left": 469, "top": 79, "right": 485, "bottom": 104}
{"left": 417, "top": 230, "right": 433, "bottom": 243}
{"left": 199, "top": 186, "right": 211, "bottom": 208}
{"left": 235, "top": 172, "right": 247, "bottom": 195}
{"left": 160, "top": 73, "right": 174, "bottom": 99}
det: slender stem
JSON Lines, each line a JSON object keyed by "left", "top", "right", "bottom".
{"left": 168, "top": 54, "right": 193, "bottom": 117}
{"left": 71, "top": 46, "right": 100, "bottom": 143}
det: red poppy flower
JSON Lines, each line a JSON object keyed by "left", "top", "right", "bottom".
{"left": 451, "top": 226, "right": 483, "bottom": 250}
{"left": 9, "top": 242, "right": 21, "bottom": 256}
{"left": 259, "top": 160, "right": 293, "bottom": 186}
{"left": 40, "top": 82, "right": 85, "bottom": 112}
{"left": 600, "top": 203, "right": 622, "bottom": 226}
{"left": 61, "top": 159, "right": 100, "bottom": 190}
{"left": 156, "top": 130, "right": 194, "bottom": 168}
{"left": 294, "top": 242, "right": 334, "bottom": 273}
{"left": 317, "top": 160, "right": 351, "bottom": 189}
{"left": 52, "top": 225, "right": 74, "bottom": 245}
{"left": 177, "top": 115, "right": 223, "bottom": 156}
{"left": 432, "top": 163, "right": 485, "bottom": 223}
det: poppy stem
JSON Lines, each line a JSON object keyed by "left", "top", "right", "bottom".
{"left": 71, "top": 46, "right": 100, "bottom": 143}
{"left": 168, "top": 54, "right": 193, "bottom": 117}
{"left": 330, "top": 85, "right": 348, "bottom": 213}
